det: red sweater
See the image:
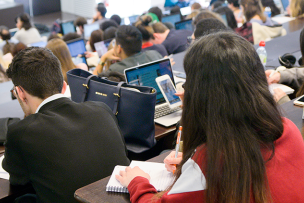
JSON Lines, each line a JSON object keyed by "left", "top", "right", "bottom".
{"left": 128, "top": 118, "right": 304, "bottom": 202}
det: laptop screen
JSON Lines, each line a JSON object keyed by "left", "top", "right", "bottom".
{"left": 175, "top": 19, "right": 193, "bottom": 31}
{"left": 61, "top": 21, "right": 76, "bottom": 35}
{"left": 124, "top": 58, "right": 175, "bottom": 105}
{"left": 129, "top": 15, "right": 139, "bottom": 25}
{"left": 84, "top": 22, "right": 100, "bottom": 40}
{"left": 28, "top": 41, "right": 47, "bottom": 47}
{"left": 180, "top": 6, "right": 191, "bottom": 16}
{"left": 94, "top": 38, "right": 114, "bottom": 57}
{"left": 66, "top": 38, "right": 86, "bottom": 57}
{"left": 162, "top": 14, "right": 181, "bottom": 25}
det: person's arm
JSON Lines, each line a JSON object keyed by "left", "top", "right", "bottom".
{"left": 93, "top": 49, "right": 120, "bottom": 75}
{"left": 279, "top": 68, "right": 304, "bottom": 90}
{"left": 273, "top": 88, "right": 291, "bottom": 105}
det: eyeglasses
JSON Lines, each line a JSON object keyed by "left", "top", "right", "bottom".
{"left": 10, "top": 87, "right": 17, "bottom": 97}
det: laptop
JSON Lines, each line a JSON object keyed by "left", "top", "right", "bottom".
{"left": 28, "top": 41, "right": 47, "bottom": 48}
{"left": 83, "top": 22, "right": 100, "bottom": 40}
{"left": 61, "top": 21, "right": 76, "bottom": 35}
{"left": 175, "top": 19, "right": 194, "bottom": 32}
{"left": 94, "top": 38, "right": 114, "bottom": 57}
{"left": 281, "top": 0, "right": 289, "bottom": 13}
{"left": 124, "top": 58, "right": 182, "bottom": 127}
{"left": 66, "top": 38, "right": 87, "bottom": 65}
{"left": 162, "top": 14, "right": 181, "bottom": 25}
{"left": 219, "top": 13, "right": 228, "bottom": 27}
{"left": 9, "top": 28, "right": 18, "bottom": 37}
{"left": 180, "top": 6, "right": 191, "bottom": 16}
{"left": 129, "top": 15, "right": 139, "bottom": 25}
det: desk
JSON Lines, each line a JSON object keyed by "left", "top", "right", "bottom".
{"left": 73, "top": 99, "right": 304, "bottom": 203}
{"left": 74, "top": 151, "right": 170, "bottom": 203}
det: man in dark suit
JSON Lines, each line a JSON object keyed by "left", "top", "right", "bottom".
{"left": 2, "top": 47, "right": 130, "bottom": 203}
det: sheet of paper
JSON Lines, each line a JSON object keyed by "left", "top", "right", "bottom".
{"left": 130, "top": 161, "right": 174, "bottom": 191}
{"left": 269, "top": 83, "right": 294, "bottom": 95}
{"left": 272, "top": 16, "right": 295, "bottom": 24}
{"left": 0, "top": 155, "right": 9, "bottom": 180}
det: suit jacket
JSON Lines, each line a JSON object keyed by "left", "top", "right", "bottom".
{"left": 2, "top": 97, "right": 130, "bottom": 203}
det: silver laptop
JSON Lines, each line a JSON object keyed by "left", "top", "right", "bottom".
{"left": 84, "top": 22, "right": 100, "bottom": 40}
{"left": 124, "top": 58, "right": 182, "bottom": 127}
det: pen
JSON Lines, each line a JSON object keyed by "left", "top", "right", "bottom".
{"left": 269, "top": 69, "right": 278, "bottom": 78}
{"left": 173, "top": 126, "right": 182, "bottom": 174}
{"left": 269, "top": 66, "right": 286, "bottom": 78}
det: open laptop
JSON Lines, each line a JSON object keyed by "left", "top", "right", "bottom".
{"left": 124, "top": 58, "right": 182, "bottom": 127}
{"left": 66, "top": 38, "right": 87, "bottom": 65}
{"left": 175, "top": 19, "right": 194, "bottom": 32}
{"left": 162, "top": 14, "right": 181, "bottom": 26}
{"left": 84, "top": 22, "right": 100, "bottom": 40}
{"left": 180, "top": 6, "right": 191, "bottom": 16}
{"left": 61, "top": 21, "right": 76, "bottom": 35}
{"left": 94, "top": 38, "right": 114, "bottom": 57}
{"left": 28, "top": 41, "right": 47, "bottom": 47}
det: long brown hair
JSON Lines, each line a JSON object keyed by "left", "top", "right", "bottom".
{"left": 240, "top": 0, "right": 267, "bottom": 22}
{"left": 176, "top": 32, "right": 283, "bottom": 203}
{"left": 290, "top": 0, "right": 304, "bottom": 18}
{"left": 46, "top": 38, "right": 76, "bottom": 83}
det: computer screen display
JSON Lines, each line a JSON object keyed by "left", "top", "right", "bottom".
{"left": 125, "top": 59, "right": 175, "bottom": 104}
{"left": 180, "top": 6, "right": 191, "bottom": 16}
{"left": 220, "top": 13, "right": 228, "bottom": 27}
{"left": 175, "top": 19, "right": 193, "bottom": 31}
{"left": 129, "top": 15, "right": 139, "bottom": 24}
{"left": 84, "top": 22, "right": 100, "bottom": 40}
{"left": 162, "top": 14, "right": 181, "bottom": 25}
{"left": 28, "top": 41, "right": 47, "bottom": 48}
{"left": 61, "top": 21, "right": 76, "bottom": 35}
{"left": 66, "top": 38, "right": 86, "bottom": 57}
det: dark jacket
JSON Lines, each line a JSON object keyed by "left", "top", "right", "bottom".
{"left": 2, "top": 97, "right": 130, "bottom": 203}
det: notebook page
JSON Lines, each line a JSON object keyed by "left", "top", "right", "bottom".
{"left": 106, "top": 165, "right": 128, "bottom": 193}
{"left": 0, "top": 155, "right": 9, "bottom": 180}
{"left": 130, "top": 161, "right": 174, "bottom": 191}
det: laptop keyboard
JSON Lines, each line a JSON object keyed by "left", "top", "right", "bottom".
{"left": 154, "top": 105, "right": 181, "bottom": 119}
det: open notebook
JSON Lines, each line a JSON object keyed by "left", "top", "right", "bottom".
{"left": 106, "top": 161, "right": 174, "bottom": 193}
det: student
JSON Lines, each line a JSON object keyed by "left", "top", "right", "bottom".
{"left": 116, "top": 32, "right": 304, "bottom": 202}
{"left": 135, "top": 15, "right": 168, "bottom": 57}
{"left": 240, "top": 0, "right": 273, "bottom": 26}
{"left": 103, "top": 26, "right": 117, "bottom": 40}
{"left": 46, "top": 38, "right": 88, "bottom": 83}
{"left": 191, "top": 2, "right": 202, "bottom": 11}
{"left": 74, "top": 17, "right": 87, "bottom": 36}
{"left": 3, "top": 47, "right": 130, "bottom": 202}
{"left": 93, "top": 3, "right": 107, "bottom": 25}
{"left": 148, "top": 6, "right": 163, "bottom": 21}
{"left": 193, "top": 18, "right": 227, "bottom": 39}
{"left": 193, "top": 10, "right": 225, "bottom": 26}
{"left": 100, "top": 19, "right": 119, "bottom": 31}
{"left": 93, "top": 25, "right": 162, "bottom": 75}
{"left": 261, "top": 0, "right": 281, "bottom": 17}
{"left": 0, "top": 26, "right": 18, "bottom": 52}
{"left": 110, "top": 14, "right": 122, "bottom": 25}
{"left": 13, "top": 13, "right": 42, "bottom": 45}
{"left": 266, "top": 27, "right": 304, "bottom": 104}
{"left": 151, "top": 22, "right": 192, "bottom": 55}
{"left": 227, "top": 0, "right": 243, "bottom": 23}
{"left": 89, "top": 29, "right": 103, "bottom": 52}
{"left": 214, "top": 6, "right": 238, "bottom": 29}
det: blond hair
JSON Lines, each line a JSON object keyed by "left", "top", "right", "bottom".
{"left": 46, "top": 38, "right": 76, "bottom": 83}
{"left": 290, "top": 0, "right": 304, "bottom": 17}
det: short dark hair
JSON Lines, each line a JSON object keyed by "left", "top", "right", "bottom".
{"left": 212, "top": 1, "right": 224, "bottom": 9}
{"left": 74, "top": 17, "right": 87, "bottom": 28}
{"left": 100, "top": 20, "right": 118, "bottom": 31}
{"left": 194, "top": 18, "right": 227, "bottom": 39}
{"left": 110, "top": 14, "right": 121, "bottom": 25}
{"left": 148, "top": 6, "right": 163, "bottom": 21}
{"left": 62, "top": 32, "right": 81, "bottom": 42}
{"left": 227, "top": 0, "right": 240, "bottom": 7}
{"left": 97, "top": 4, "right": 107, "bottom": 17}
{"left": 115, "top": 25, "right": 142, "bottom": 57}
{"left": 6, "top": 47, "right": 63, "bottom": 99}
{"left": 103, "top": 26, "right": 117, "bottom": 40}
{"left": 90, "top": 29, "right": 103, "bottom": 52}
{"left": 0, "top": 28, "right": 11, "bottom": 41}
{"left": 16, "top": 13, "right": 32, "bottom": 30}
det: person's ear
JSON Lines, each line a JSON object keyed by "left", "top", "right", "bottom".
{"left": 16, "top": 86, "right": 27, "bottom": 103}
{"left": 61, "top": 81, "right": 67, "bottom": 94}
{"left": 117, "top": 44, "right": 122, "bottom": 54}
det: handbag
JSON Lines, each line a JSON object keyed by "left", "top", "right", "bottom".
{"left": 0, "top": 117, "right": 20, "bottom": 145}
{"left": 67, "top": 69, "right": 157, "bottom": 153}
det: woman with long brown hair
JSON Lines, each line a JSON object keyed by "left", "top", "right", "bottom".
{"left": 46, "top": 38, "right": 87, "bottom": 83}
{"left": 116, "top": 32, "right": 304, "bottom": 202}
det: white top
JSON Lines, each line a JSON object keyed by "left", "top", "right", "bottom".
{"left": 12, "top": 27, "right": 42, "bottom": 45}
